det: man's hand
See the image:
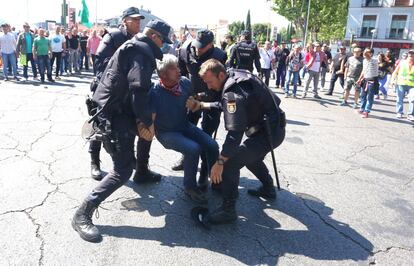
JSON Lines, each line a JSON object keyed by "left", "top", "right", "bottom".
{"left": 185, "top": 96, "right": 201, "bottom": 112}
{"left": 137, "top": 122, "right": 155, "bottom": 141}
{"left": 211, "top": 162, "right": 224, "bottom": 184}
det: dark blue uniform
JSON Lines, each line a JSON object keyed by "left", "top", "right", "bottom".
{"left": 208, "top": 69, "right": 286, "bottom": 224}
{"left": 178, "top": 40, "right": 227, "bottom": 181}
{"left": 89, "top": 26, "right": 159, "bottom": 182}
{"left": 229, "top": 40, "right": 261, "bottom": 73}
{"left": 88, "top": 26, "right": 131, "bottom": 176}
{"left": 87, "top": 35, "right": 163, "bottom": 205}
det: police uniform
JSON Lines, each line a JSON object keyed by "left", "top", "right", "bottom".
{"left": 207, "top": 69, "right": 286, "bottom": 224}
{"left": 89, "top": 22, "right": 161, "bottom": 183}
{"left": 229, "top": 39, "right": 261, "bottom": 73}
{"left": 72, "top": 20, "right": 172, "bottom": 242}
{"left": 177, "top": 33, "right": 227, "bottom": 182}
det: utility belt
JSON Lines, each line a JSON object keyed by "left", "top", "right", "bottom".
{"left": 245, "top": 111, "right": 286, "bottom": 137}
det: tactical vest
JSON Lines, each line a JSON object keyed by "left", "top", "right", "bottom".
{"left": 397, "top": 60, "right": 414, "bottom": 87}
{"left": 234, "top": 41, "right": 256, "bottom": 71}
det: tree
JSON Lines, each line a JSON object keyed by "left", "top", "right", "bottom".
{"left": 271, "top": 0, "right": 348, "bottom": 42}
{"left": 246, "top": 10, "right": 251, "bottom": 32}
{"left": 252, "top": 23, "right": 269, "bottom": 43}
{"left": 228, "top": 21, "right": 245, "bottom": 38}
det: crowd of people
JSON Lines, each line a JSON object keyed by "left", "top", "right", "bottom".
{"left": 247, "top": 39, "right": 413, "bottom": 120}
{"left": 0, "top": 22, "right": 103, "bottom": 83}
{"left": 0, "top": 6, "right": 412, "bottom": 243}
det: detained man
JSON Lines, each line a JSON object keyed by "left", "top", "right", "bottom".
{"left": 150, "top": 54, "right": 219, "bottom": 204}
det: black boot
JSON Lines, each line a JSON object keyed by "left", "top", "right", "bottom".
{"left": 90, "top": 153, "right": 103, "bottom": 181}
{"left": 207, "top": 198, "right": 237, "bottom": 224}
{"left": 72, "top": 200, "right": 102, "bottom": 242}
{"left": 133, "top": 162, "right": 162, "bottom": 184}
{"left": 171, "top": 156, "right": 184, "bottom": 171}
{"left": 247, "top": 185, "right": 276, "bottom": 199}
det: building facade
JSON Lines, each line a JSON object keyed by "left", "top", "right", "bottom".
{"left": 345, "top": 0, "right": 414, "bottom": 57}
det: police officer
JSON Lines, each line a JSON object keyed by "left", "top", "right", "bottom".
{"left": 229, "top": 30, "right": 261, "bottom": 73}
{"left": 189, "top": 59, "right": 285, "bottom": 224}
{"left": 89, "top": 7, "right": 161, "bottom": 184}
{"left": 72, "top": 20, "right": 173, "bottom": 242}
{"left": 172, "top": 29, "right": 227, "bottom": 189}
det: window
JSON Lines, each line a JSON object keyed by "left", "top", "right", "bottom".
{"left": 363, "top": 0, "right": 382, "bottom": 7}
{"left": 389, "top": 15, "right": 407, "bottom": 38}
{"left": 394, "top": 0, "right": 411, "bottom": 6}
{"left": 361, "top": 15, "right": 377, "bottom": 37}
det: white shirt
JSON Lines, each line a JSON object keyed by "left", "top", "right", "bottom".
{"left": 309, "top": 53, "right": 321, "bottom": 72}
{"left": 0, "top": 32, "right": 17, "bottom": 54}
{"left": 259, "top": 47, "right": 275, "bottom": 69}
{"left": 49, "top": 33, "right": 65, "bottom": 52}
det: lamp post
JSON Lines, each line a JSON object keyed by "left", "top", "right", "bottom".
{"left": 303, "top": 0, "right": 311, "bottom": 45}
{"left": 370, "top": 29, "right": 377, "bottom": 49}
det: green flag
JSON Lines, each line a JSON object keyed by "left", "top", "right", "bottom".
{"left": 79, "top": 0, "right": 93, "bottom": 28}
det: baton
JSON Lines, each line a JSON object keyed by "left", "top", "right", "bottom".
{"left": 264, "top": 115, "right": 281, "bottom": 190}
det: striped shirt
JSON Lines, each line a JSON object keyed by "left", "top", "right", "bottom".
{"left": 362, "top": 58, "right": 379, "bottom": 79}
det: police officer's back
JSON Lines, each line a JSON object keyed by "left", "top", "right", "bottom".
{"left": 229, "top": 30, "right": 261, "bottom": 73}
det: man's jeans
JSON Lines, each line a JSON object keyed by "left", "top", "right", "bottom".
{"left": 320, "top": 66, "right": 327, "bottom": 89}
{"left": 79, "top": 50, "right": 89, "bottom": 70}
{"left": 60, "top": 51, "right": 69, "bottom": 75}
{"left": 2, "top": 53, "right": 17, "bottom": 77}
{"left": 360, "top": 80, "right": 377, "bottom": 113}
{"left": 68, "top": 49, "right": 79, "bottom": 73}
{"left": 378, "top": 75, "right": 388, "bottom": 96}
{"left": 276, "top": 64, "right": 287, "bottom": 87}
{"left": 285, "top": 70, "right": 299, "bottom": 95}
{"left": 396, "top": 85, "right": 414, "bottom": 115}
{"left": 156, "top": 124, "right": 219, "bottom": 189}
{"left": 50, "top": 52, "right": 62, "bottom": 77}
{"left": 260, "top": 68, "right": 271, "bottom": 87}
{"left": 304, "top": 70, "right": 320, "bottom": 95}
{"left": 327, "top": 72, "right": 345, "bottom": 94}
{"left": 37, "top": 55, "right": 52, "bottom": 81}
{"left": 23, "top": 53, "right": 38, "bottom": 79}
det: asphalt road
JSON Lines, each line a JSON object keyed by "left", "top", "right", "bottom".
{"left": 0, "top": 72, "right": 413, "bottom": 265}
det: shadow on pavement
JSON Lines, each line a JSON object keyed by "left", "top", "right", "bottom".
{"left": 286, "top": 119, "right": 310, "bottom": 126}
{"left": 98, "top": 177, "right": 373, "bottom": 264}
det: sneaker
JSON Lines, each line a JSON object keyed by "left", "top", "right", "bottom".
{"left": 357, "top": 109, "right": 363, "bottom": 114}
{"left": 396, "top": 113, "right": 403, "bottom": 119}
{"left": 352, "top": 103, "right": 358, "bottom": 109}
{"left": 313, "top": 94, "right": 321, "bottom": 99}
{"left": 301, "top": 93, "right": 307, "bottom": 99}
{"left": 340, "top": 101, "right": 348, "bottom": 106}
{"left": 361, "top": 112, "right": 368, "bottom": 118}
{"left": 407, "top": 114, "right": 414, "bottom": 122}
{"left": 293, "top": 94, "right": 297, "bottom": 99}
{"left": 284, "top": 93, "right": 290, "bottom": 98}
{"left": 324, "top": 92, "right": 333, "bottom": 96}
{"left": 48, "top": 79, "right": 55, "bottom": 83}
{"left": 184, "top": 187, "right": 208, "bottom": 204}
{"left": 13, "top": 76, "right": 20, "bottom": 81}
{"left": 383, "top": 94, "right": 388, "bottom": 100}
{"left": 33, "top": 77, "right": 39, "bottom": 81}
{"left": 55, "top": 76, "right": 61, "bottom": 80}
{"left": 375, "top": 95, "right": 380, "bottom": 100}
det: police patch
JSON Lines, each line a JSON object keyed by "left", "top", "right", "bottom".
{"left": 227, "top": 102, "right": 237, "bottom": 113}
